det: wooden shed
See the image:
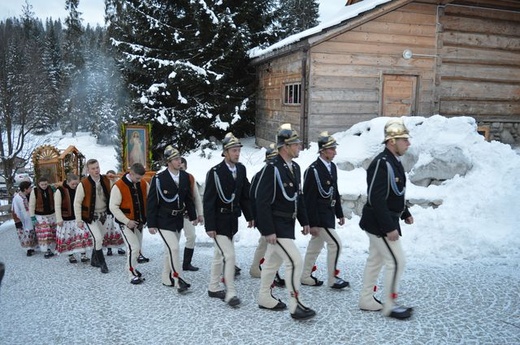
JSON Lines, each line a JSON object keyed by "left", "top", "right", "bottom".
{"left": 251, "top": 0, "right": 520, "bottom": 147}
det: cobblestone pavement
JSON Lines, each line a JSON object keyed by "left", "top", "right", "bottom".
{"left": 1, "top": 225, "right": 519, "bottom": 345}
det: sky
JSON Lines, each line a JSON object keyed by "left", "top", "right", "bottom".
{"left": 0, "top": 0, "right": 344, "bottom": 27}
{"left": 0, "top": 0, "right": 106, "bottom": 27}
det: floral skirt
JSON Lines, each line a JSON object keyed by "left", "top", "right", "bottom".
{"left": 102, "top": 214, "right": 124, "bottom": 248}
{"left": 16, "top": 226, "right": 38, "bottom": 249}
{"left": 56, "top": 220, "right": 93, "bottom": 255}
{"left": 35, "top": 214, "right": 57, "bottom": 251}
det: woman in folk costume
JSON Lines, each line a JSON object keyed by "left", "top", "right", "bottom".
{"left": 55, "top": 174, "right": 93, "bottom": 264}
{"left": 29, "top": 176, "right": 57, "bottom": 258}
{"left": 12, "top": 181, "right": 38, "bottom": 256}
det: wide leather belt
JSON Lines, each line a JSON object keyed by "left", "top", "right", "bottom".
{"left": 161, "top": 207, "right": 185, "bottom": 216}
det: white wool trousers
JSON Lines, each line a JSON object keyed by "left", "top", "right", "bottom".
{"left": 158, "top": 229, "right": 185, "bottom": 288}
{"left": 360, "top": 232, "right": 406, "bottom": 316}
{"left": 301, "top": 227, "right": 343, "bottom": 286}
{"left": 183, "top": 218, "right": 196, "bottom": 249}
{"left": 208, "top": 235, "right": 237, "bottom": 302}
{"left": 250, "top": 235, "right": 268, "bottom": 277}
{"left": 120, "top": 225, "right": 143, "bottom": 279}
{"left": 258, "top": 238, "right": 306, "bottom": 313}
{"left": 86, "top": 218, "right": 108, "bottom": 251}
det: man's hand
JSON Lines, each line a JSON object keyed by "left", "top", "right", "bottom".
{"left": 387, "top": 229, "right": 400, "bottom": 241}
{"left": 207, "top": 230, "right": 216, "bottom": 239}
{"left": 265, "top": 234, "right": 277, "bottom": 244}
{"left": 77, "top": 220, "right": 84, "bottom": 229}
{"left": 309, "top": 227, "right": 320, "bottom": 236}
{"left": 127, "top": 220, "right": 139, "bottom": 229}
{"left": 301, "top": 225, "right": 311, "bottom": 235}
{"left": 404, "top": 216, "right": 414, "bottom": 225}
{"left": 197, "top": 215, "right": 204, "bottom": 225}
{"left": 338, "top": 217, "right": 345, "bottom": 226}
{"left": 57, "top": 221, "right": 64, "bottom": 227}
{"left": 148, "top": 227, "right": 158, "bottom": 234}
{"left": 247, "top": 220, "right": 254, "bottom": 228}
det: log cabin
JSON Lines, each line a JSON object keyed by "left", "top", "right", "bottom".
{"left": 250, "top": 0, "right": 520, "bottom": 147}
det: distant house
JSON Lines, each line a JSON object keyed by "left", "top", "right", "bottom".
{"left": 250, "top": 0, "right": 520, "bottom": 147}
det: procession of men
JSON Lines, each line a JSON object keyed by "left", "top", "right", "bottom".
{"left": 6, "top": 118, "right": 415, "bottom": 321}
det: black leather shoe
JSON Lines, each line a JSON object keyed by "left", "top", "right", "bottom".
{"left": 208, "top": 290, "right": 226, "bottom": 300}
{"left": 130, "top": 276, "right": 144, "bottom": 285}
{"left": 259, "top": 300, "right": 287, "bottom": 311}
{"left": 100, "top": 262, "right": 109, "bottom": 274}
{"left": 234, "top": 265, "right": 241, "bottom": 277}
{"left": 291, "top": 305, "right": 316, "bottom": 320}
{"left": 44, "top": 251, "right": 54, "bottom": 259}
{"left": 137, "top": 254, "right": 149, "bottom": 263}
{"left": 26, "top": 249, "right": 34, "bottom": 257}
{"left": 388, "top": 306, "right": 412, "bottom": 320}
{"left": 68, "top": 255, "right": 78, "bottom": 264}
{"left": 117, "top": 248, "right": 126, "bottom": 255}
{"left": 106, "top": 248, "right": 113, "bottom": 256}
{"left": 80, "top": 254, "right": 90, "bottom": 263}
{"left": 183, "top": 263, "right": 199, "bottom": 271}
{"left": 331, "top": 277, "right": 350, "bottom": 289}
{"left": 273, "top": 273, "right": 286, "bottom": 288}
{"left": 177, "top": 278, "right": 190, "bottom": 294}
{"left": 227, "top": 296, "right": 241, "bottom": 307}
{"left": 302, "top": 275, "right": 323, "bottom": 286}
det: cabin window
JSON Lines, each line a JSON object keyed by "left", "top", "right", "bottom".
{"left": 284, "top": 83, "right": 301, "bottom": 105}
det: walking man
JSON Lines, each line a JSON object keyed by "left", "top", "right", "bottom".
{"left": 204, "top": 133, "right": 253, "bottom": 307}
{"left": 358, "top": 118, "right": 414, "bottom": 320}
{"left": 109, "top": 163, "right": 149, "bottom": 285}
{"left": 255, "top": 123, "right": 316, "bottom": 320}
{"left": 147, "top": 146, "right": 197, "bottom": 294}
{"left": 249, "top": 144, "right": 285, "bottom": 288}
{"left": 301, "top": 132, "right": 349, "bottom": 289}
{"left": 74, "top": 159, "right": 113, "bottom": 273}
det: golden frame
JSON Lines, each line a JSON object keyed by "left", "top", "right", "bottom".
{"left": 122, "top": 124, "right": 151, "bottom": 171}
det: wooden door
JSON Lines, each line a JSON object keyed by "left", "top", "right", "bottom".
{"left": 381, "top": 75, "right": 418, "bottom": 116}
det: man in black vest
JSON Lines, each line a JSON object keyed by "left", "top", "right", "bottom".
{"left": 358, "top": 118, "right": 414, "bottom": 320}
{"left": 204, "top": 133, "right": 253, "bottom": 308}
{"left": 109, "top": 163, "right": 149, "bottom": 285}
{"left": 301, "top": 132, "right": 349, "bottom": 290}
{"left": 255, "top": 124, "right": 316, "bottom": 320}
{"left": 147, "top": 146, "right": 197, "bottom": 294}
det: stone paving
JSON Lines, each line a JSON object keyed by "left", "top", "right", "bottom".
{"left": 1, "top": 224, "right": 519, "bottom": 345}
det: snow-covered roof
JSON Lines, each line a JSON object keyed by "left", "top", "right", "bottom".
{"left": 249, "top": 0, "right": 394, "bottom": 59}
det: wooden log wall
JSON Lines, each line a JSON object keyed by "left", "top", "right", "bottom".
{"left": 255, "top": 52, "right": 304, "bottom": 148}
{"left": 437, "top": 4, "right": 520, "bottom": 121}
{"left": 307, "top": 2, "right": 438, "bottom": 141}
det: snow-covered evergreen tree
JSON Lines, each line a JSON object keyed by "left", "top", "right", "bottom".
{"left": 277, "top": 0, "right": 320, "bottom": 39}
{"left": 107, "top": 0, "right": 280, "bottom": 156}
{"left": 61, "top": 0, "right": 85, "bottom": 137}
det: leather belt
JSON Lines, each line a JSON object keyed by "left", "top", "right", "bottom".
{"left": 219, "top": 208, "right": 233, "bottom": 214}
{"left": 161, "top": 207, "right": 185, "bottom": 216}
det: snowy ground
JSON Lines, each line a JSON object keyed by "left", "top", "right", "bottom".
{"left": 1, "top": 221, "right": 519, "bottom": 345}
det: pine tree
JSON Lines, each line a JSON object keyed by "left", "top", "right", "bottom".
{"left": 107, "top": 0, "right": 280, "bottom": 158}
{"left": 62, "top": 0, "right": 85, "bottom": 137}
{"left": 277, "top": 0, "right": 320, "bottom": 39}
